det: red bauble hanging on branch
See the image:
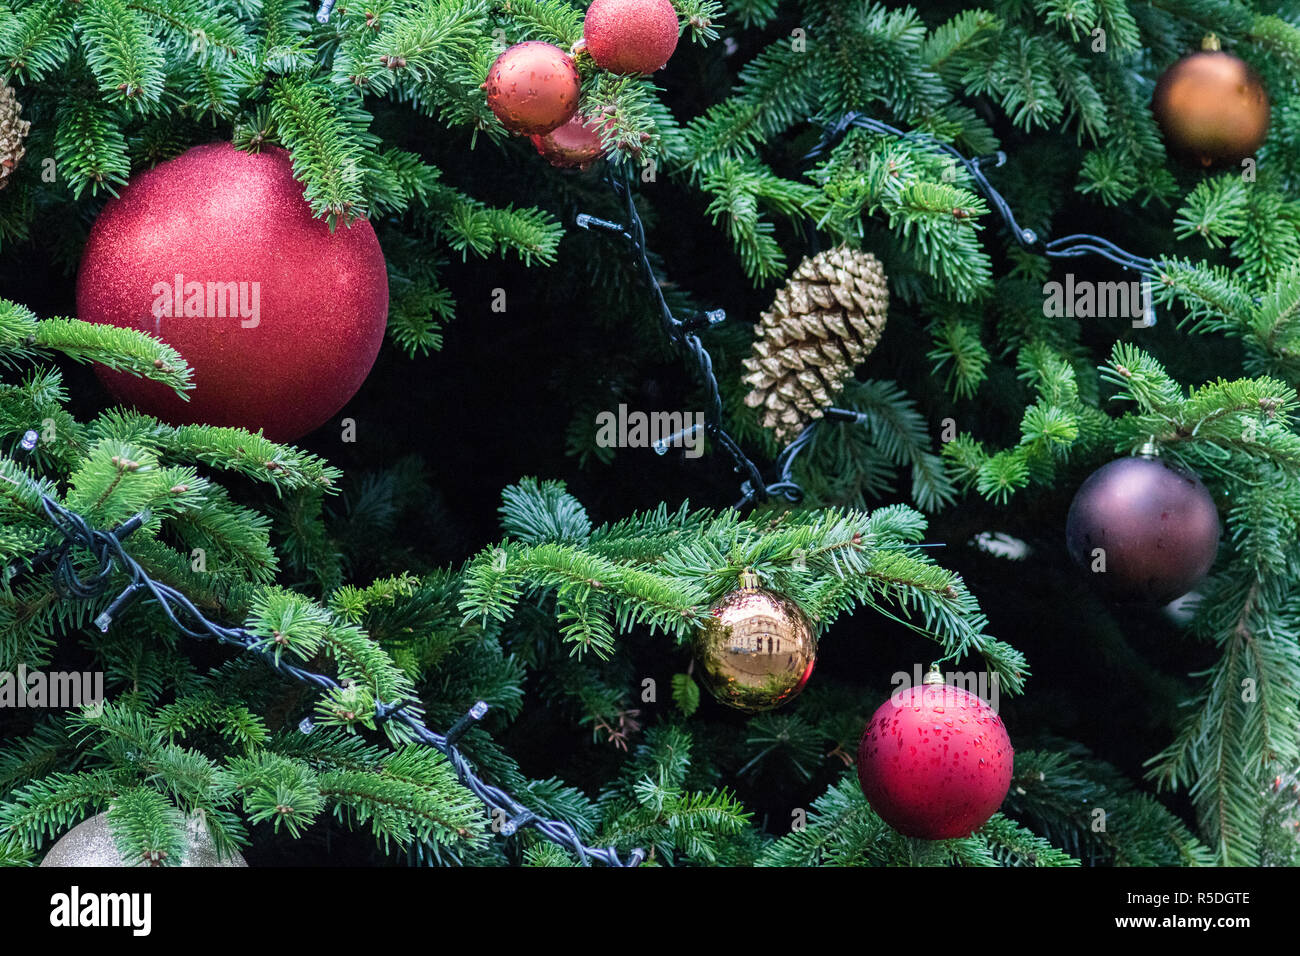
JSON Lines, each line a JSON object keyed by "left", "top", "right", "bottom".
{"left": 530, "top": 114, "right": 609, "bottom": 170}
{"left": 1065, "top": 449, "right": 1221, "bottom": 604}
{"left": 582, "top": 0, "right": 680, "bottom": 75}
{"left": 76, "top": 142, "right": 389, "bottom": 444}
{"left": 857, "top": 669, "right": 1013, "bottom": 840}
{"left": 1152, "top": 35, "right": 1270, "bottom": 166}
{"left": 484, "top": 41, "right": 581, "bottom": 136}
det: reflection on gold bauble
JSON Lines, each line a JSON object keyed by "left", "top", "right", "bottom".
{"left": 693, "top": 574, "right": 817, "bottom": 713}
{"left": 1152, "top": 39, "right": 1269, "bottom": 166}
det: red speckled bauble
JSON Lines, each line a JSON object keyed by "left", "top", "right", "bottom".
{"left": 1152, "top": 47, "right": 1269, "bottom": 166}
{"left": 529, "top": 114, "right": 608, "bottom": 170}
{"left": 583, "top": 0, "right": 680, "bottom": 75}
{"left": 484, "top": 41, "right": 581, "bottom": 135}
{"left": 76, "top": 142, "right": 388, "bottom": 443}
{"left": 1066, "top": 453, "right": 1221, "bottom": 603}
{"left": 857, "top": 672, "right": 1013, "bottom": 840}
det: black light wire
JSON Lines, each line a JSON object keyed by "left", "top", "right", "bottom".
{"left": 804, "top": 112, "right": 1158, "bottom": 273}
{"left": 579, "top": 112, "right": 1159, "bottom": 508}
{"left": 1, "top": 462, "right": 645, "bottom": 867}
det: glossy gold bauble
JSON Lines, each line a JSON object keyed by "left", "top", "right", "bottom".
{"left": 1152, "top": 46, "right": 1269, "bottom": 165}
{"left": 694, "top": 578, "right": 817, "bottom": 713}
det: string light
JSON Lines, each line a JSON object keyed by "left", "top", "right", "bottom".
{"left": 582, "top": 113, "right": 1163, "bottom": 508}
{"left": 806, "top": 113, "right": 1158, "bottom": 273}
{"left": 0, "top": 464, "right": 645, "bottom": 867}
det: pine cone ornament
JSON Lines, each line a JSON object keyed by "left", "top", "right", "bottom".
{"left": 742, "top": 246, "right": 889, "bottom": 443}
{"left": 0, "top": 81, "right": 31, "bottom": 191}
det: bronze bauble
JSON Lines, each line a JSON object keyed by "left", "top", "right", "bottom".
{"left": 694, "top": 580, "right": 817, "bottom": 712}
{"left": 1152, "top": 49, "right": 1269, "bottom": 165}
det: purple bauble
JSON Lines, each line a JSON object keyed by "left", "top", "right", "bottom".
{"left": 1066, "top": 455, "right": 1221, "bottom": 603}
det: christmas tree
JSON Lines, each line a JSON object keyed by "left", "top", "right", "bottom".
{"left": 0, "top": 0, "right": 1298, "bottom": 871}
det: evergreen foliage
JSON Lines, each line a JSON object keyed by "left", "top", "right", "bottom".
{"left": 1, "top": 0, "right": 1299, "bottom": 867}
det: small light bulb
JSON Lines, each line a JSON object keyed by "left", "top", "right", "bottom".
{"left": 653, "top": 422, "right": 701, "bottom": 455}
{"left": 1142, "top": 278, "right": 1157, "bottom": 328}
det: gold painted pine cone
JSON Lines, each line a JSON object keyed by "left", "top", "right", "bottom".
{"left": 0, "top": 81, "right": 30, "bottom": 191}
{"left": 742, "top": 246, "right": 888, "bottom": 443}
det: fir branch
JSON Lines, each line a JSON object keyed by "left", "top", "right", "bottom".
{"left": 267, "top": 77, "right": 372, "bottom": 225}
{"left": 53, "top": 94, "right": 132, "bottom": 197}
{"left": 78, "top": 0, "right": 167, "bottom": 110}
{"left": 0, "top": 0, "right": 78, "bottom": 82}
{"left": 32, "top": 316, "right": 193, "bottom": 395}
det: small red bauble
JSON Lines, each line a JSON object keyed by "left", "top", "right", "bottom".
{"left": 583, "top": 0, "right": 679, "bottom": 75}
{"left": 76, "top": 142, "right": 388, "bottom": 443}
{"left": 857, "top": 672, "right": 1013, "bottom": 840}
{"left": 1065, "top": 453, "right": 1221, "bottom": 603}
{"left": 530, "top": 114, "right": 608, "bottom": 170}
{"left": 484, "top": 41, "right": 581, "bottom": 135}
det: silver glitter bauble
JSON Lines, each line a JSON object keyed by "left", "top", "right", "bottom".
{"left": 41, "top": 811, "right": 247, "bottom": 867}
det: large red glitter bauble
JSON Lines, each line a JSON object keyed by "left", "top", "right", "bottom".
{"left": 583, "top": 0, "right": 679, "bottom": 75}
{"left": 76, "top": 143, "right": 388, "bottom": 443}
{"left": 1066, "top": 455, "right": 1221, "bottom": 603}
{"left": 485, "top": 41, "right": 581, "bottom": 135}
{"left": 529, "top": 114, "right": 608, "bottom": 170}
{"left": 857, "top": 679, "right": 1013, "bottom": 840}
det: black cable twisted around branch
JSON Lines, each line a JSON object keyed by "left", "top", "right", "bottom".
{"left": 4, "top": 468, "right": 644, "bottom": 867}
{"left": 578, "top": 112, "right": 1159, "bottom": 507}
